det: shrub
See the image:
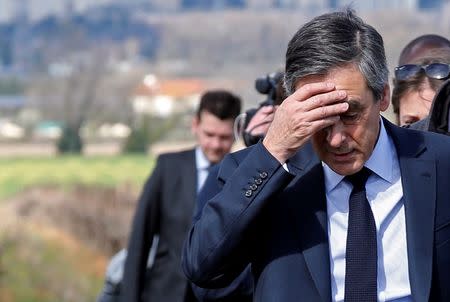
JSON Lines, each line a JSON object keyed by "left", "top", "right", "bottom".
{"left": 57, "top": 126, "right": 83, "bottom": 154}
{"left": 122, "top": 114, "right": 180, "bottom": 154}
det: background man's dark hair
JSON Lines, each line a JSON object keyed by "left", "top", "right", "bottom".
{"left": 284, "top": 9, "right": 388, "bottom": 101}
{"left": 197, "top": 90, "right": 242, "bottom": 120}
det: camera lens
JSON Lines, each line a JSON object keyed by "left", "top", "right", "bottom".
{"left": 255, "top": 76, "right": 271, "bottom": 94}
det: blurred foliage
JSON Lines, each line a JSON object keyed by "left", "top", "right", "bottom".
{"left": 0, "top": 155, "right": 153, "bottom": 199}
{"left": 122, "top": 122, "right": 150, "bottom": 154}
{"left": 57, "top": 126, "right": 83, "bottom": 154}
{"left": 0, "top": 229, "right": 103, "bottom": 302}
{"left": 122, "top": 114, "right": 180, "bottom": 154}
{"left": 0, "top": 155, "right": 155, "bottom": 301}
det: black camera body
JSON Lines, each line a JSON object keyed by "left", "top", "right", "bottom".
{"left": 242, "top": 72, "right": 283, "bottom": 146}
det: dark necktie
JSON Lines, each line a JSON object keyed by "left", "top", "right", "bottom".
{"left": 344, "top": 167, "right": 377, "bottom": 302}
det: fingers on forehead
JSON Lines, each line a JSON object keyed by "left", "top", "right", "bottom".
{"left": 291, "top": 82, "right": 335, "bottom": 100}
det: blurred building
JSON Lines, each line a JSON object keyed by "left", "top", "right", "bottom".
{"left": 0, "top": 95, "right": 26, "bottom": 116}
{"left": 418, "top": 0, "right": 443, "bottom": 9}
{"left": 0, "top": 120, "right": 24, "bottom": 139}
{"left": 131, "top": 74, "right": 205, "bottom": 117}
{"left": 333, "top": 0, "right": 441, "bottom": 11}
{"left": 1, "top": 0, "right": 445, "bottom": 23}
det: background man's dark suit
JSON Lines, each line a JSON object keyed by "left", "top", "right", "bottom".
{"left": 122, "top": 149, "right": 198, "bottom": 302}
{"left": 183, "top": 120, "right": 450, "bottom": 302}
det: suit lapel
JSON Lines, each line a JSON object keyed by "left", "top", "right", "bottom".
{"left": 286, "top": 164, "right": 331, "bottom": 302}
{"left": 183, "top": 149, "right": 198, "bottom": 210}
{"left": 386, "top": 121, "right": 436, "bottom": 302}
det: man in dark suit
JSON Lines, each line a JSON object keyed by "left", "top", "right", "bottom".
{"left": 120, "top": 90, "right": 241, "bottom": 302}
{"left": 182, "top": 10, "right": 450, "bottom": 302}
{"left": 189, "top": 73, "right": 319, "bottom": 302}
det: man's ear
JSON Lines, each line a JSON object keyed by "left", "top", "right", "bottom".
{"left": 380, "top": 84, "right": 390, "bottom": 112}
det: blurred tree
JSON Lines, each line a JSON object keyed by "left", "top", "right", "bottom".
{"left": 122, "top": 114, "right": 180, "bottom": 154}
{"left": 55, "top": 49, "right": 104, "bottom": 154}
{"left": 57, "top": 125, "right": 83, "bottom": 153}
{"left": 122, "top": 122, "right": 150, "bottom": 153}
{"left": 28, "top": 38, "right": 142, "bottom": 153}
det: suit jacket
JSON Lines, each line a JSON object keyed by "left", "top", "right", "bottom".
{"left": 191, "top": 164, "right": 253, "bottom": 302}
{"left": 122, "top": 149, "right": 198, "bottom": 302}
{"left": 190, "top": 142, "right": 318, "bottom": 301}
{"left": 183, "top": 119, "right": 450, "bottom": 302}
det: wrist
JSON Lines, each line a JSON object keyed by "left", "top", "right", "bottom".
{"left": 262, "top": 137, "right": 289, "bottom": 164}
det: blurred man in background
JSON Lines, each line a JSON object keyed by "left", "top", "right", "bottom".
{"left": 97, "top": 90, "right": 241, "bottom": 302}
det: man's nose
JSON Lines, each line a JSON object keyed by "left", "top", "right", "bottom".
{"left": 210, "top": 137, "right": 222, "bottom": 149}
{"left": 326, "top": 121, "right": 346, "bottom": 148}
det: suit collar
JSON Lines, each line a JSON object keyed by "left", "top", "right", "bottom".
{"left": 195, "top": 146, "right": 211, "bottom": 170}
{"left": 286, "top": 141, "right": 318, "bottom": 175}
{"left": 323, "top": 118, "right": 397, "bottom": 193}
{"left": 384, "top": 119, "right": 436, "bottom": 302}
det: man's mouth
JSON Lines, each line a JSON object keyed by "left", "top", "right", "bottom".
{"left": 331, "top": 150, "right": 355, "bottom": 161}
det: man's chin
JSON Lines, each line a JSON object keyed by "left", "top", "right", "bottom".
{"left": 207, "top": 154, "right": 223, "bottom": 164}
{"left": 326, "top": 160, "right": 364, "bottom": 176}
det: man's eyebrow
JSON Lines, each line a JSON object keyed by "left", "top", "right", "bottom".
{"left": 346, "top": 100, "right": 364, "bottom": 111}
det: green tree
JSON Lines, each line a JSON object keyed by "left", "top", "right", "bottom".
{"left": 57, "top": 125, "right": 83, "bottom": 154}
{"left": 122, "top": 114, "right": 180, "bottom": 154}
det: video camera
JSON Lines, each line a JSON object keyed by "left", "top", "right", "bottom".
{"left": 238, "top": 72, "right": 283, "bottom": 146}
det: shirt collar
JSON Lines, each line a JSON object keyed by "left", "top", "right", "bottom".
{"left": 195, "top": 146, "right": 211, "bottom": 170}
{"left": 323, "top": 117, "right": 396, "bottom": 193}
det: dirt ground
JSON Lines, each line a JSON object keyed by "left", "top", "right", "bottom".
{"left": 0, "top": 185, "right": 139, "bottom": 256}
{"left": 0, "top": 185, "right": 141, "bottom": 301}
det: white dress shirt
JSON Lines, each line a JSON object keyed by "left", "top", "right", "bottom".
{"left": 323, "top": 118, "right": 412, "bottom": 302}
{"left": 195, "top": 147, "right": 211, "bottom": 193}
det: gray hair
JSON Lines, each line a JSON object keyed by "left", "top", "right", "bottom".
{"left": 284, "top": 9, "right": 388, "bottom": 101}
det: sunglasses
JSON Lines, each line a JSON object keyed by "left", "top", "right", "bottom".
{"left": 394, "top": 63, "right": 450, "bottom": 81}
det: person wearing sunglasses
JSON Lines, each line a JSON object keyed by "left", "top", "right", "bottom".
{"left": 407, "top": 77, "right": 450, "bottom": 135}
{"left": 392, "top": 48, "right": 450, "bottom": 125}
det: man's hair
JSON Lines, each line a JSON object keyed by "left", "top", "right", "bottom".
{"left": 392, "top": 48, "right": 450, "bottom": 115}
{"left": 284, "top": 9, "right": 388, "bottom": 101}
{"left": 398, "top": 34, "right": 450, "bottom": 65}
{"left": 196, "top": 90, "right": 241, "bottom": 120}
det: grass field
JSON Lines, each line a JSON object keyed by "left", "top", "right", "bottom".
{"left": 0, "top": 155, "right": 155, "bottom": 199}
